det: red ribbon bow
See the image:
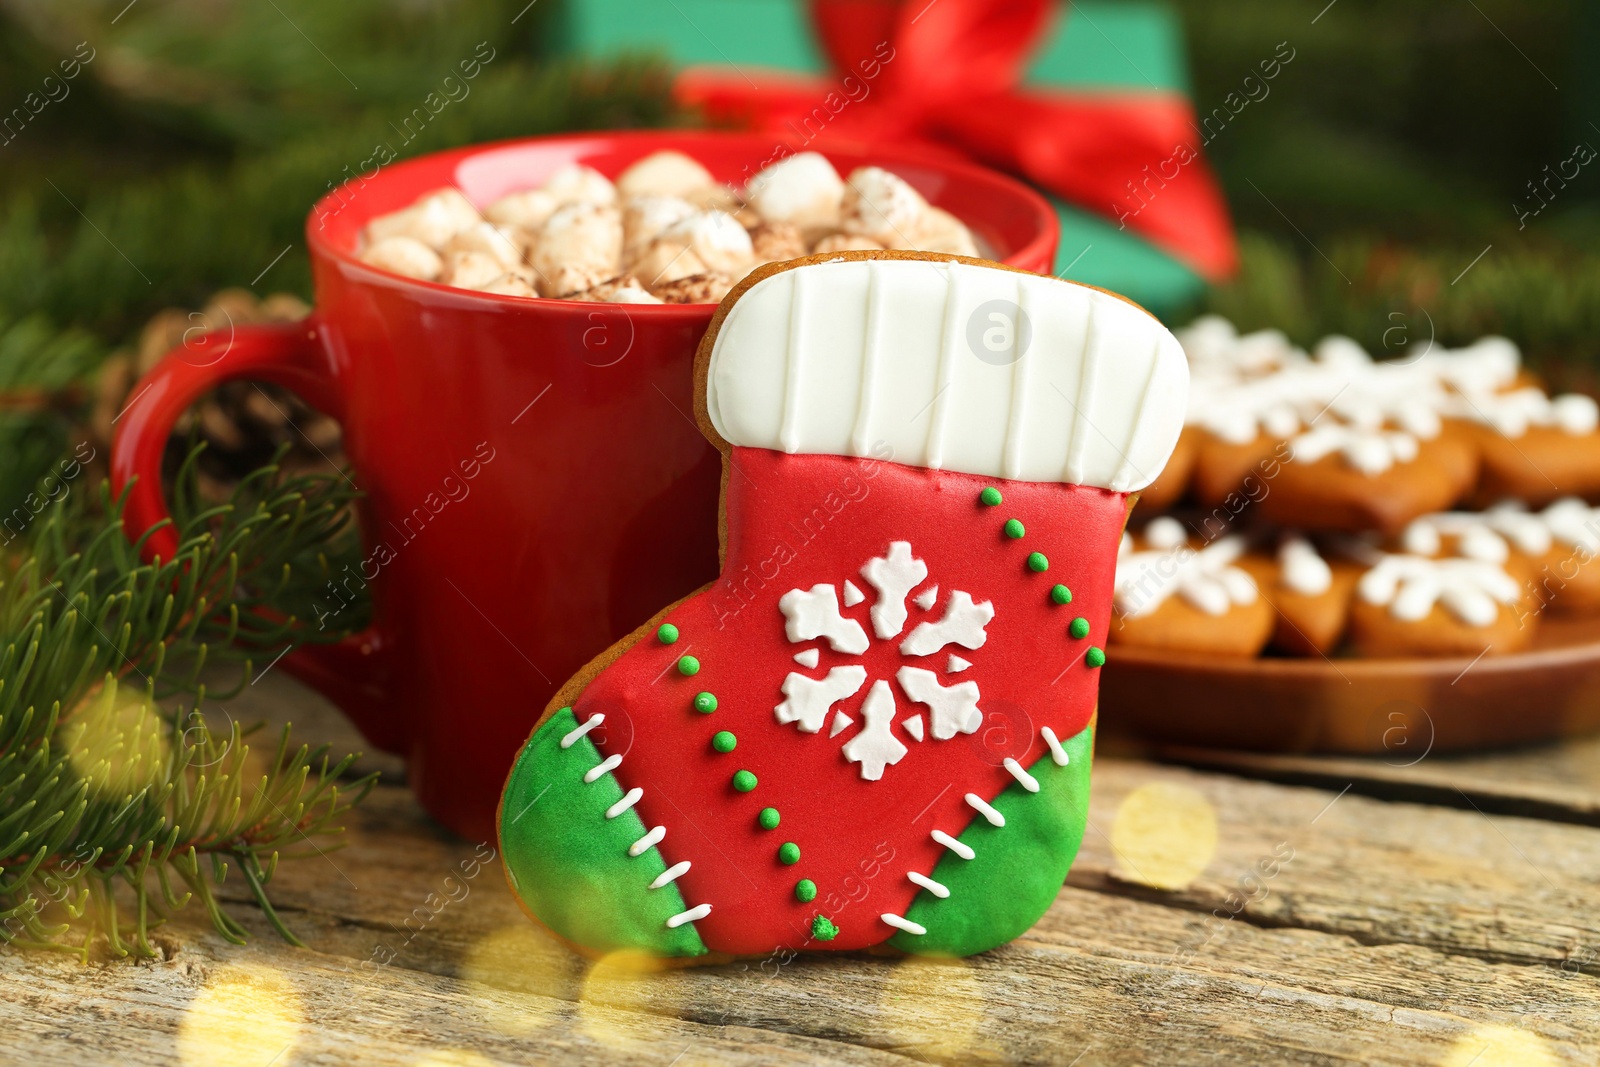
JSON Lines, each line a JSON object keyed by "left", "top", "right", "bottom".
{"left": 675, "top": 0, "right": 1237, "bottom": 280}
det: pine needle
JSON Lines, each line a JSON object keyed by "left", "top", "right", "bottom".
{"left": 0, "top": 445, "right": 375, "bottom": 957}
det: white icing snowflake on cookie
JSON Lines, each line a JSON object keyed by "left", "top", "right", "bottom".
{"left": 1357, "top": 554, "right": 1521, "bottom": 627}
{"left": 1113, "top": 532, "right": 1258, "bottom": 619}
{"left": 774, "top": 540, "right": 991, "bottom": 781}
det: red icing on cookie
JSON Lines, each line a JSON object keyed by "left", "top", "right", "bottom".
{"left": 574, "top": 447, "right": 1124, "bottom": 955}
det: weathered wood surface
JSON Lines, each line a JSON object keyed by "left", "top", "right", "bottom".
{"left": 5, "top": 672, "right": 1599, "bottom": 1066}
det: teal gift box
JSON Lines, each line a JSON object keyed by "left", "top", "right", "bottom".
{"left": 546, "top": 0, "right": 1211, "bottom": 314}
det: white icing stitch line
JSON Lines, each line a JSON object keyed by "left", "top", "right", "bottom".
{"left": 584, "top": 753, "right": 622, "bottom": 784}
{"left": 965, "top": 792, "right": 1005, "bottom": 827}
{"left": 1041, "top": 726, "right": 1071, "bottom": 766}
{"left": 932, "top": 829, "right": 975, "bottom": 859}
{"left": 561, "top": 712, "right": 604, "bottom": 749}
{"left": 629, "top": 824, "right": 666, "bottom": 857}
{"left": 605, "top": 787, "right": 643, "bottom": 819}
{"left": 649, "top": 860, "right": 690, "bottom": 890}
{"left": 881, "top": 913, "right": 926, "bottom": 936}
{"left": 666, "top": 902, "right": 712, "bottom": 929}
{"left": 1003, "top": 757, "right": 1040, "bottom": 793}
{"left": 907, "top": 871, "right": 950, "bottom": 898}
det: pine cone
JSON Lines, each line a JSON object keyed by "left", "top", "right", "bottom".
{"left": 96, "top": 289, "right": 344, "bottom": 502}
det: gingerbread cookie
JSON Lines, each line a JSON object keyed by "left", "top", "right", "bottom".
{"left": 496, "top": 251, "right": 1187, "bottom": 959}
{"left": 1423, "top": 337, "right": 1600, "bottom": 505}
{"left": 1240, "top": 535, "right": 1360, "bottom": 657}
{"left": 1471, "top": 422, "right": 1600, "bottom": 506}
{"left": 1260, "top": 420, "right": 1479, "bottom": 535}
{"left": 1136, "top": 426, "right": 1197, "bottom": 512}
{"left": 1110, "top": 518, "right": 1274, "bottom": 657}
{"left": 1406, "top": 500, "right": 1600, "bottom": 617}
{"left": 1346, "top": 551, "right": 1534, "bottom": 657}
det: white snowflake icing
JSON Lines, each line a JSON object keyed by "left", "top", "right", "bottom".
{"left": 775, "top": 666, "right": 867, "bottom": 733}
{"left": 842, "top": 681, "right": 907, "bottom": 780}
{"left": 900, "top": 591, "right": 995, "bottom": 657}
{"left": 775, "top": 540, "right": 993, "bottom": 780}
{"left": 778, "top": 584, "right": 869, "bottom": 653}
{"left": 860, "top": 541, "right": 928, "bottom": 639}
{"left": 896, "top": 667, "right": 983, "bottom": 740}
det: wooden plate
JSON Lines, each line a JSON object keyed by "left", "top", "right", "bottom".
{"left": 1097, "top": 616, "right": 1600, "bottom": 754}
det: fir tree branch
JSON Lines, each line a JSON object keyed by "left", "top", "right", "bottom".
{"left": 0, "top": 445, "right": 374, "bottom": 959}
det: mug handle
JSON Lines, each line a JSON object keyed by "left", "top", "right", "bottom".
{"left": 110, "top": 319, "right": 404, "bottom": 754}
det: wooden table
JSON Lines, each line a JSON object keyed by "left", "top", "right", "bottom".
{"left": 7, "top": 673, "right": 1599, "bottom": 1066}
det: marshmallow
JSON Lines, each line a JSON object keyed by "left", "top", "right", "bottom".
{"left": 617, "top": 150, "right": 717, "bottom": 200}
{"left": 661, "top": 210, "right": 754, "bottom": 275}
{"left": 364, "top": 188, "right": 481, "bottom": 250}
{"left": 442, "top": 250, "right": 512, "bottom": 290}
{"left": 528, "top": 203, "right": 622, "bottom": 296}
{"left": 745, "top": 152, "right": 845, "bottom": 239}
{"left": 749, "top": 222, "right": 807, "bottom": 264}
{"left": 654, "top": 273, "right": 734, "bottom": 305}
{"left": 633, "top": 240, "right": 710, "bottom": 289}
{"left": 359, "top": 236, "right": 442, "bottom": 281}
{"left": 621, "top": 196, "right": 697, "bottom": 265}
{"left": 477, "top": 269, "right": 539, "bottom": 297}
{"left": 911, "top": 206, "right": 979, "bottom": 257}
{"left": 541, "top": 163, "right": 617, "bottom": 207}
{"left": 572, "top": 274, "right": 663, "bottom": 304}
{"left": 443, "top": 222, "right": 524, "bottom": 269}
{"left": 483, "top": 189, "right": 558, "bottom": 232}
{"left": 840, "top": 166, "right": 929, "bottom": 246}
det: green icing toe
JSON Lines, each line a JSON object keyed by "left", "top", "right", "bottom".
{"left": 888, "top": 724, "right": 1094, "bottom": 957}
{"left": 499, "top": 708, "right": 707, "bottom": 957}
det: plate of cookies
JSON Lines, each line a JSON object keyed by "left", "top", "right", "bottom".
{"left": 1098, "top": 316, "right": 1600, "bottom": 754}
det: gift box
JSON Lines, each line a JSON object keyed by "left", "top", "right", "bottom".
{"left": 546, "top": 0, "right": 1235, "bottom": 314}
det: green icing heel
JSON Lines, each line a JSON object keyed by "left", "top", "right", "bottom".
{"left": 499, "top": 708, "right": 708, "bottom": 957}
{"left": 888, "top": 725, "right": 1094, "bottom": 956}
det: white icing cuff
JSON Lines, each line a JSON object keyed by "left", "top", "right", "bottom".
{"left": 705, "top": 259, "right": 1189, "bottom": 491}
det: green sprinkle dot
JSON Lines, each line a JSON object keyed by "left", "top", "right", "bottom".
{"left": 733, "top": 769, "right": 758, "bottom": 792}
{"left": 1004, "top": 518, "right": 1025, "bottom": 539}
{"left": 778, "top": 841, "right": 801, "bottom": 865}
{"left": 1086, "top": 646, "right": 1106, "bottom": 668}
{"left": 693, "top": 691, "right": 718, "bottom": 714}
{"left": 795, "top": 878, "right": 817, "bottom": 903}
{"left": 1027, "top": 551, "right": 1049, "bottom": 572}
{"left": 1050, "top": 584, "right": 1072, "bottom": 605}
{"left": 656, "top": 622, "right": 679, "bottom": 644}
{"left": 758, "top": 807, "right": 781, "bottom": 830}
{"left": 711, "top": 730, "right": 737, "bottom": 753}
{"left": 811, "top": 915, "right": 839, "bottom": 941}
{"left": 677, "top": 655, "right": 700, "bottom": 676}
{"left": 1069, "top": 617, "right": 1090, "bottom": 639}
{"left": 979, "top": 487, "right": 1003, "bottom": 506}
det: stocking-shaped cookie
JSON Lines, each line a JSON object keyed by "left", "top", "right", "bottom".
{"left": 498, "top": 252, "right": 1188, "bottom": 959}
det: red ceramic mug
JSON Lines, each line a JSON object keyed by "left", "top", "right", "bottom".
{"left": 111, "top": 130, "right": 1058, "bottom": 839}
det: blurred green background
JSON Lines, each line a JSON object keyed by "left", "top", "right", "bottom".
{"left": 0, "top": 0, "right": 1593, "bottom": 514}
